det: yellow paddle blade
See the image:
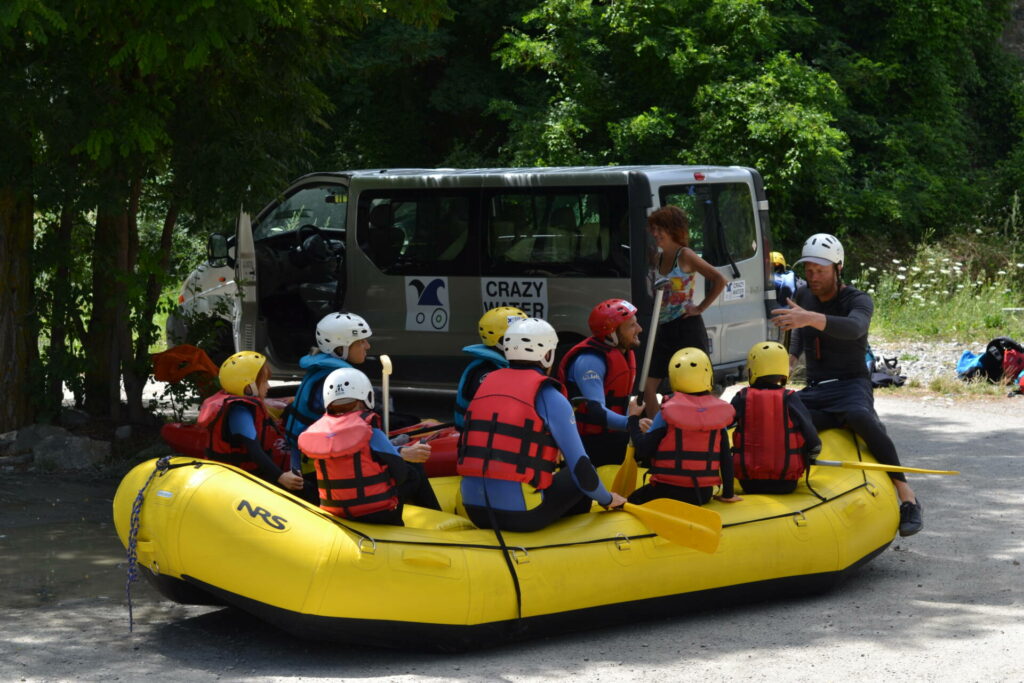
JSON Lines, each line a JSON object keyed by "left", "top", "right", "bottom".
{"left": 621, "top": 500, "right": 722, "bottom": 554}
{"left": 611, "top": 444, "right": 638, "bottom": 497}
{"left": 814, "top": 459, "right": 960, "bottom": 476}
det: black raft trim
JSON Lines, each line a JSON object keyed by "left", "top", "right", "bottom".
{"left": 178, "top": 537, "right": 891, "bottom": 653}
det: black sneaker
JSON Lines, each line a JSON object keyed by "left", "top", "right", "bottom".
{"left": 899, "top": 500, "right": 923, "bottom": 537}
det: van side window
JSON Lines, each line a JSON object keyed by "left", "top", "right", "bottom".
{"left": 356, "top": 192, "right": 475, "bottom": 275}
{"left": 484, "top": 187, "right": 629, "bottom": 277}
{"left": 253, "top": 185, "right": 347, "bottom": 241}
{"left": 661, "top": 183, "right": 757, "bottom": 266}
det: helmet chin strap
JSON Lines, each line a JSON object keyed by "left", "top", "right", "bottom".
{"left": 339, "top": 345, "right": 350, "bottom": 361}
{"left": 605, "top": 331, "right": 619, "bottom": 346}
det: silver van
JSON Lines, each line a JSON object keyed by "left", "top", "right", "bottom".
{"left": 196, "top": 166, "right": 779, "bottom": 393}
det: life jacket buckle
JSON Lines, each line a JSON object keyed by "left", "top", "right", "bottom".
{"left": 792, "top": 511, "right": 808, "bottom": 527}
{"left": 614, "top": 533, "right": 632, "bottom": 551}
{"left": 509, "top": 547, "right": 530, "bottom": 564}
{"left": 358, "top": 537, "right": 377, "bottom": 555}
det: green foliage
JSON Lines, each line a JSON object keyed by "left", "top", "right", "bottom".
{"left": 492, "top": 0, "right": 1023, "bottom": 251}
{"left": 850, "top": 226, "right": 1024, "bottom": 341}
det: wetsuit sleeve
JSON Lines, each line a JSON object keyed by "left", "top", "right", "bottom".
{"left": 236, "top": 437, "right": 285, "bottom": 483}
{"left": 537, "top": 384, "right": 613, "bottom": 507}
{"left": 227, "top": 404, "right": 259, "bottom": 440}
{"left": 569, "top": 354, "right": 628, "bottom": 431}
{"left": 787, "top": 393, "right": 822, "bottom": 461}
{"left": 628, "top": 412, "right": 667, "bottom": 466}
{"left": 821, "top": 290, "right": 873, "bottom": 340}
{"left": 370, "top": 427, "right": 401, "bottom": 456}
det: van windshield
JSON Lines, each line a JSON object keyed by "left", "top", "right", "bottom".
{"left": 253, "top": 185, "right": 348, "bottom": 241}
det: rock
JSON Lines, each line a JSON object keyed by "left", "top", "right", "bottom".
{"left": 14, "top": 424, "right": 71, "bottom": 455}
{"left": 0, "top": 430, "right": 16, "bottom": 456}
{"left": 133, "top": 441, "right": 175, "bottom": 462}
{"left": 32, "top": 434, "right": 111, "bottom": 472}
{"left": 114, "top": 425, "right": 132, "bottom": 440}
{"left": 59, "top": 408, "right": 91, "bottom": 430}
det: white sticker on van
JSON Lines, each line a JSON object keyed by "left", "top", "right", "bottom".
{"left": 723, "top": 279, "right": 746, "bottom": 301}
{"left": 405, "top": 277, "right": 450, "bottom": 332}
{"left": 481, "top": 278, "right": 548, "bottom": 319}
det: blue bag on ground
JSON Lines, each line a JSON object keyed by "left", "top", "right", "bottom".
{"left": 957, "top": 350, "right": 984, "bottom": 379}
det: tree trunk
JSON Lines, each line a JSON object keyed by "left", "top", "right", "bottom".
{"left": 124, "top": 198, "right": 179, "bottom": 422}
{"left": 0, "top": 186, "right": 38, "bottom": 432}
{"left": 44, "top": 205, "right": 76, "bottom": 413}
{"left": 84, "top": 203, "right": 125, "bottom": 418}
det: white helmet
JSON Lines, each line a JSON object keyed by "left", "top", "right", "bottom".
{"left": 794, "top": 233, "right": 844, "bottom": 268}
{"left": 322, "top": 367, "right": 375, "bottom": 410}
{"left": 503, "top": 318, "right": 559, "bottom": 369}
{"left": 315, "top": 312, "right": 372, "bottom": 360}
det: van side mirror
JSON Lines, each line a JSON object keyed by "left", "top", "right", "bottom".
{"left": 207, "top": 233, "right": 233, "bottom": 267}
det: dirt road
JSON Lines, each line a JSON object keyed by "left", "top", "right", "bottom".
{"left": 1, "top": 393, "right": 1021, "bottom": 682}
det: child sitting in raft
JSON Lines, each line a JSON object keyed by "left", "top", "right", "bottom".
{"left": 298, "top": 368, "right": 440, "bottom": 525}
{"left": 284, "top": 312, "right": 431, "bottom": 503}
{"left": 626, "top": 347, "right": 742, "bottom": 506}
{"left": 730, "top": 341, "right": 821, "bottom": 494}
{"left": 197, "top": 351, "right": 303, "bottom": 493}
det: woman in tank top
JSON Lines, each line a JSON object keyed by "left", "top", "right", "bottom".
{"left": 642, "top": 205, "right": 727, "bottom": 416}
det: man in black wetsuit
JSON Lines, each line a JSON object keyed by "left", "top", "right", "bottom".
{"left": 770, "top": 233, "right": 923, "bottom": 537}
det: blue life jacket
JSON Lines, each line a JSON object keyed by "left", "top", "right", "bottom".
{"left": 284, "top": 353, "right": 353, "bottom": 446}
{"left": 454, "top": 344, "right": 508, "bottom": 429}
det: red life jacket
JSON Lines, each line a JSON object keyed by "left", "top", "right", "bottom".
{"left": 196, "top": 391, "right": 289, "bottom": 472}
{"left": 298, "top": 410, "right": 399, "bottom": 519}
{"left": 649, "top": 393, "right": 735, "bottom": 488}
{"left": 556, "top": 337, "right": 636, "bottom": 436}
{"left": 457, "top": 368, "right": 564, "bottom": 490}
{"left": 732, "top": 387, "right": 806, "bottom": 482}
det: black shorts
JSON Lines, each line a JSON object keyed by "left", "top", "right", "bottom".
{"left": 648, "top": 314, "right": 709, "bottom": 380}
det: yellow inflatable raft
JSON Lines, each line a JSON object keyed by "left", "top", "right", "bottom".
{"left": 113, "top": 429, "right": 898, "bottom": 650}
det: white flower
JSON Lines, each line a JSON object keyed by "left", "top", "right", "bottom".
{"left": 975, "top": 228, "right": 983, "bottom": 234}
{"left": 892, "top": 259, "right": 901, "bottom": 264}
{"left": 1016, "top": 263, "right": 1024, "bottom": 268}
{"left": 896, "top": 274, "right": 906, "bottom": 280}
{"left": 997, "top": 270, "right": 1007, "bottom": 275}
{"left": 869, "top": 266, "right": 878, "bottom": 272}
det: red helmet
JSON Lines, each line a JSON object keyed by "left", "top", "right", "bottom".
{"left": 588, "top": 299, "right": 638, "bottom": 339}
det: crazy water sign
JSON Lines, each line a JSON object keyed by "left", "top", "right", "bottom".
{"left": 405, "top": 276, "right": 450, "bottom": 332}
{"left": 481, "top": 277, "right": 547, "bottom": 318}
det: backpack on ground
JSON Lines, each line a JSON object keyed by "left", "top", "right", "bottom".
{"left": 978, "top": 337, "right": 1024, "bottom": 383}
{"left": 866, "top": 345, "right": 905, "bottom": 388}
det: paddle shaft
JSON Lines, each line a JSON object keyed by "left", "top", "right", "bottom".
{"left": 637, "top": 276, "right": 671, "bottom": 393}
{"left": 380, "top": 355, "right": 392, "bottom": 435}
{"left": 814, "top": 459, "right": 960, "bottom": 476}
{"left": 613, "top": 276, "right": 669, "bottom": 497}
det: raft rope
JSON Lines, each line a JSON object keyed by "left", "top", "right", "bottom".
{"left": 158, "top": 459, "right": 873, "bottom": 557}
{"left": 125, "top": 455, "right": 173, "bottom": 633}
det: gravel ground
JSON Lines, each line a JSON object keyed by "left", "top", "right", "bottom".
{"left": 868, "top": 338, "right": 975, "bottom": 385}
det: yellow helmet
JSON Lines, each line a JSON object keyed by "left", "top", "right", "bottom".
{"left": 668, "top": 347, "right": 713, "bottom": 394}
{"left": 478, "top": 306, "right": 528, "bottom": 348}
{"left": 747, "top": 341, "right": 789, "bottom": 385}
{"left": 219, "top": 351, "right": 267, "bottom": 396}
{"left": 771, "top": 251, "right": 787, "bottom": 269}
